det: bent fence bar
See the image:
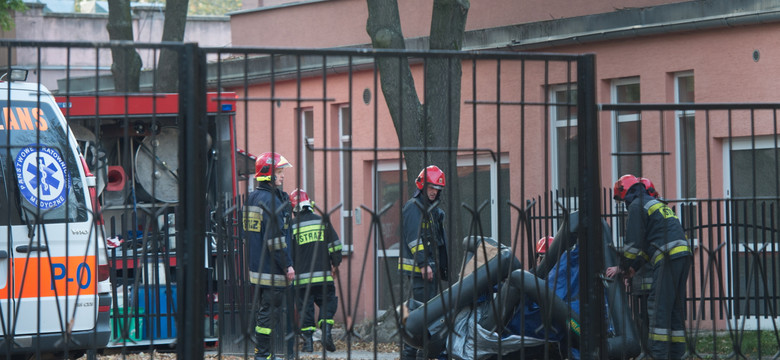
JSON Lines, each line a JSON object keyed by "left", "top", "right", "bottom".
{"left": 0, "top": 40, "right": 778, "bottom": 359}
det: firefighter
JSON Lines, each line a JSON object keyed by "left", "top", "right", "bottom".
{"left": 606, "top": 174, "right": 692, "bottom": 360}
{"left": 400, "top": 165, "right": 449, "bottom": 360}
{"left": 243, "top": 152, "right": 296, "bottom": 360}
{"left": 289, "top": 188, "right": 343, "bottom": 353}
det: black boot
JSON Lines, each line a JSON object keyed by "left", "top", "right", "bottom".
{"left": 301, "top": 331, "right": 314, "bottom": 352}
{"left": 254, "top": 333, "right": 272, "bottom": 360}
{"left": 321, "top": 323, "right": 336, "bottom": 352}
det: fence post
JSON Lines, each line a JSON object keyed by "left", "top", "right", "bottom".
{"left": 177, "top": 43, "right": 207, "bottom": 359}
{"left": 577, "top": 53, "right": 607, "bottom": 359}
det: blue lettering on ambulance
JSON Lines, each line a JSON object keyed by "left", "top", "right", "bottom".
{"left": 51, "top": 262, "right": 92, "bottom": 290}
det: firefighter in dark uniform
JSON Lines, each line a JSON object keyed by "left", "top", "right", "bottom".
{"left": 399, "top": 165, "right": 449, "bottom": 360}
{"left": 289, "top": 188, "right": 343, "bottom": 353}
{"left": 607, "top": 174, "right": 692, "bottom": 360}
{"left": 628, "top": 177, "right": 661, "bottom": 356}
{"left": 243, "top": 152, "right": 296, "bottom": 360}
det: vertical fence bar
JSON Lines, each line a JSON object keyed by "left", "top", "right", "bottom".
{"left": 177, "top": 43, "right": 207, "bottom": 360}
{"left": 577, "top": 53, "right": 607, "bottom": 358}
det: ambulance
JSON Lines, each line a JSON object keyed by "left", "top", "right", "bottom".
{"left": 0, "top": 70, "right": 111, "bottom": 356}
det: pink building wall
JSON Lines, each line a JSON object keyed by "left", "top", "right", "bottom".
{"left": 228, "top": 1, "right": 780, "bottom": 326}
{"left": 4, "top": 3, "right": 231, "bottom": 90}
{"left": 230, "top": 0, "right": 682, "bottom": 48}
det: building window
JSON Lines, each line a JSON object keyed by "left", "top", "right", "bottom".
{"left": 339, "top": 105, "right": 352, "bottom": 250}
{"left": 675, "top": 72, "right": 696, "bottom": 235}
{"left": 725, "top": 136, "right": 780, "bottom": 327}
{"left": 300, "top": 108, "right": 315, "bottom": 198}
{"left": 612, "top": 78, "right": 641, "bottom": 177}
{"left": 550, "top": 84, "right": 578, "bottom": 195}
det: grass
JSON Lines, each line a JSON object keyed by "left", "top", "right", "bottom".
{"left": 692, "top": 330, "right": 780, "bottom": 358}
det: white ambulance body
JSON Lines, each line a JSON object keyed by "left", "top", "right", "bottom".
{"left": 0, "top": 75, "right": 111, "bottom": 356}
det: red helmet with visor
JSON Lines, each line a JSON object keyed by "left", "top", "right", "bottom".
{"left": 415, "top": 165, "right": 446, "bottom": 190}
{"left": 289, "top": 188, "right": 312, "bottom": 212}
{"left": 255, "top": 152, "right": 292, "bottom": 182}
{"left": 638, "top": 177, "right": 660, "bottom": 198}
{"left": 613, "top": 174, "right": 640, "bottom": 201}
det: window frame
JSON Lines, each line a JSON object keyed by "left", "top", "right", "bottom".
{"left": 674, "top": 72, "right": 697, "bottom": 239}
{"left": 338, "top": 104, "right": 353, "bottom": 252}
{"left": 299, "top": 108, "right": 315, "bottom": 198}
{"left": 723, "top": 135, "right": 780, "bottom": 329}
{"left": 610, "top": 77, "right": 642, "bottom": 179}
{"left": 549, "top": 83, "right": 579, "bottom": 207}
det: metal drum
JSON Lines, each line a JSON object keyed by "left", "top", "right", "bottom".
{"left": 135, "top": 127, "right": 179, "bottom": 203}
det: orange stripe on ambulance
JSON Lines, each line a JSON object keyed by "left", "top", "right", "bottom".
{"left": 0, "top": 256, "right": 97, "bottom": 299}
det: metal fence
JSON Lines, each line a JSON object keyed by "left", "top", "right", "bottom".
{"left": 0, "top": 40, "right": 779, "bottom": 359}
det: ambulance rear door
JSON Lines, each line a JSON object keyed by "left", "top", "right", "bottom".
{"left": 0, "top": 87, "right": 98, "bottom": 344}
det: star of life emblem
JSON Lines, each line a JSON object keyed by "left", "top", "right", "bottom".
{"left": 14, "top": 145, "right": 71, "bottom": 210}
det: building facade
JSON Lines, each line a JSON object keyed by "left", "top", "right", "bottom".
{"left": 2, "top": 1, "right": 231, "bottom": 90}
{"left": 223, "top": 0, "right": 780, "bottom": 331}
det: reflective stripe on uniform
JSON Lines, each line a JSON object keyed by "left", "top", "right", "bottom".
{"left": 249, "top": 271, "right": 288, "bottom": 287}
{"left": 265, "top": 236, "right": 287, "bottom": 250}
{"left": 292, "top": 220, "right": 326, "bottom": 245}
{"left": 328, "top": 240, "right": 342, "bottom": 253}
{"left": 301, "top": 326, "right": 316, "bottom": 332}
{"left": 651, "top": 240, "right": 691, "bottom": 265}
{"left": 318, "top": 319, "right": 335, "bottom": 327}
{"left": 292, "top": 219, "right": 323, "bottom": 229}
{"left": 243, "top": 205, "right": 263, "bottom": 232}
{"left": 398, "top": 257, "right": 423, "bottom": 273}
{"left": 409, "top": 238, "right": 425, "bottom": 254}
{"left": 645, "top": 199, "right": 678, "bottom": 219}
{"left": 256, "top": 326, "right": 272, "bottom": 335}
{"left": 295, "top": 271, "right": 333, "bottom": 285}
{"left": 650, "top": 327, "right": 686, "bottom": 343}
{"left": 622, "top": 245, "right": 649, "bottom": 262}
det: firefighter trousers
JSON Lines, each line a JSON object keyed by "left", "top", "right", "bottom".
{"left": 296, "top": 283, "right": 338, "bottom": 331}
{"left": 647, "top": 256, "right": 690, "bottom": 359}
{"left": 401, "top": 275, "right": 440, "bottom": 360}
{"left": 255, "top": 286, "right": 295, "bottom": 358}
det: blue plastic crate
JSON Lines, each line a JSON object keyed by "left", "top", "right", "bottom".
{"left": 137, "top": 284, "right": 177, "bottom": 339}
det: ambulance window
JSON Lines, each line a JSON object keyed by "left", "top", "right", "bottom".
{"left": 0, "top": 160, "right": 24, "bottom": 225}
{"left": 0, "top": 100, "right": 87, "bottom": 223}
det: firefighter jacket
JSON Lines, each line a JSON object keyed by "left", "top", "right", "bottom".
{"left": 291, "top": 208, "right": 343, "bottom": 286}
{"left": 620, "top": 185, "right": 691, "bottom": 272}
{"left": 243, "top": 182, "right": 294, "bottom": 288}
{"left": 399, "top": 192, "right": 449, "bottom": 278}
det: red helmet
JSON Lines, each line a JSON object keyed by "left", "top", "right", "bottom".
{"left": 613, "top": 174, "right": 640, "bottom": 201}
{"left": 415, "top": 165, "right": 446, "bottom": 190}
{"left": 289, "top": 188, "right": 312, "bottom": 212}
{"left": 536, "top": 236, "right": 554, "bottom": 254}
{"left": 638, "top": 177, "right": 659, "bottom": 198}
{"left": 255, "top": 152, "right": 292, "bottom": 182}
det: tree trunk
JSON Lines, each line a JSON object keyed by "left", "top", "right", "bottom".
{"left": 367, "top": 0, "right": 469, "bottom": 281}
{"left": 366, "top": 0, "right": 425, "bottom": 184}
{"left": 157, "top": 0, "right": 189, "bottom": 93}
{"left": 425, "top": 0, "right": 468, "bottom": 277}
{"left": 107, "top": 0, "right": 142, "bottom": 92}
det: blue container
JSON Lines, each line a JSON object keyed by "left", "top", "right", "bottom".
{"left": 137, "top": 284, "right": 178, "bottom": 339}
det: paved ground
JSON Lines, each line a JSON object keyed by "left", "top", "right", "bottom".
{"left": 92, "top": 348, "right": 400, "bottom": 360}
{"left": 215, "top": 350, "right": 400, "bottom": 360}
{"left": 91, "top": 328, "right": 402, "bottom": 359}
